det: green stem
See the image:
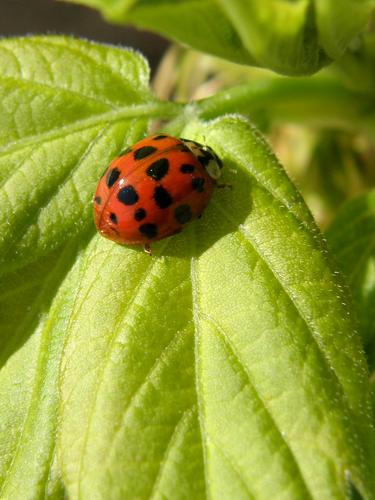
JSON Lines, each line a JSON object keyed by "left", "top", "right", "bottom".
{"left": 195, "top": 78, "right": 375, "bottom": 133}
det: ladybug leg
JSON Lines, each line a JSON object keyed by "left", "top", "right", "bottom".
{"left": 144, "top": 243, "right": 152, "bottom": 256}
{"left": 217, "top": 183, "right": 232, "bottom": 189}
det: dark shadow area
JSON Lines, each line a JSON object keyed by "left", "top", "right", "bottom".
{"left": 0, "top": 0, "right": 169, "bottom": 72}
{"left": 0, "top": 228, "right": 96, "bottom": 370}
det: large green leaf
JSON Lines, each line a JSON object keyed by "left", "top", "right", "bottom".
{"left": 0, "top": 35, "right": 152, "bottom": 498}
{"left": 65, "top": 0, "right": 373, "bottom": 75}
{"left": 0, "top": 36, "right": 374, "bottom": 499}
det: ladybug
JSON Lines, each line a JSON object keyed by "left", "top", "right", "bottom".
{"left": 93, "top": 134, "right": 223, "bottom": 253}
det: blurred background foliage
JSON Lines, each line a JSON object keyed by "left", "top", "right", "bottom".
{"left": 0, "top": 0, "right": 168, "bottom": 71}
{"left": 153, "top": 44, "right": 375, "bottom": 229}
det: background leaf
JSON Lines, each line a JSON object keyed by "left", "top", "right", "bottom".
{"left": 0, "top": 36, "right": 374, "bottom": 499}
{"left": 326, "top": 191, "right": 375, "bottom": 370}
{"left": 65, "top": 0, "right": 373, "bottom": 75}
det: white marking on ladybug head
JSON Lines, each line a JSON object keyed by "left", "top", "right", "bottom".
{"left": 205, "top": 156, "right": 222, "bottom": 180}
{"left": 180, "top": 139, "right": 223, "bottom": 180}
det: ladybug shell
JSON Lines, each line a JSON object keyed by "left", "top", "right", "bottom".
{"left": 93, "top": 134, "right": 220, "bottom": 245}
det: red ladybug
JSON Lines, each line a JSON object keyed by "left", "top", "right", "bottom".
{"left": 93, "top": 134, "right": 223, "bottom": 253}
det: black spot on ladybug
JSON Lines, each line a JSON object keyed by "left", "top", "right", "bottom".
{"left": 146, "top": 158, "right": 169, "bottom": 181}
{"left": 174, "top": 204, "right": 192, "bottom": 224}
{"left": 134, "top": 146, "right": 157, "bottom": 160}
{"left": 119, "top": 146, "right": 132, "bottom": 156}
{"left": 197, "top": 155, "right": 209, "bottom": 167}
{"left": 192, "top": 177, "right": 205, "bottom": 192}
{"left": 106, "top": 168, "right": 120, "bottom": 188}
{"left": 180, "top": 164, "right": 195, "bottom": 174}
{"left": 139, "top": 223, "right": 158, "bottom": 239}
{"left": 117, "top": 185, "right": 139, "bottom": 205}
{"left": 153, "top": 135, "right": 168, "bottom": 140}
{"left": 109, "top": 212, "right": 118, "bottom": 224}
{"left": 94, "top": 196, "right": 101, "bottom": 205}
{"left": 134, "top": 207, "right": 147, "bottom": 221}
{"left": 154, "top": 186, "right": 173, "bottom": 209}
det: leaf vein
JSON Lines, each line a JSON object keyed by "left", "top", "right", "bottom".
{"left": 202, "top": 313, "right": 313, "bottom": 499}
{"left": 104, "top": 325, "right": 191, "bottom": 470}
{"left": 213, "top": 198, "right": 349, "bottom": 402}
{"left": 1, "top": 125, "right": 110, "bottom": 260}
{"left": 0, "top": 102, "right": 163, "bottom": 159}
{"left": 0, "top": 74, "right": 115, "bottom": 109}
{"left": 190, "top": 253, "right": 211, "bottom": 500}
{"left": 75, "top": 244, "right": 169, "bottom": 498}
{"left": 0, "top": 240, "right": 80, "bottom": 494}
{"left": 149, "top": 407, "right": 196, "bottom": 499}
{"left": 208, "top": 437, "right": 256, "bottom": 498}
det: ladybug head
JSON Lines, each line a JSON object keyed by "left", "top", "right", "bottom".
{"left": 180, "top": 138, "right": 223, "bottom": 181}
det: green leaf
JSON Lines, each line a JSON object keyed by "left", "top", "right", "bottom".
{"left": 216, "top": 0, "right": 327, "bottom": 74}
{"left": 0, "top": 237, "right": 85, "bottom": 498}
{"left": 0, "top": 35, "right": 155, "bottom": 275}
{"left": 66, "top": 0, "right": 256, "bottom": 66}
{"left": 335, "top": 31, "right": 375, "bottom": 94}
{"left": 0, "top": 35, "right": 153, "bottom": 498}
{"left": 55, "top": 116, "right": 375, "bottom": 498}
{"left": 326, "top": 191, "right": 375, "bottom": 361}
{"left": 65, "top": 0, "right": 373, "bottom": 75}
{"left": 1, "top": 36, "right": 374, "bottom": 499}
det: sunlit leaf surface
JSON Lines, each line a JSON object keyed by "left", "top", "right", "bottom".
{"left": 0, "top": 37, "right": 374, "bottom": 499}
